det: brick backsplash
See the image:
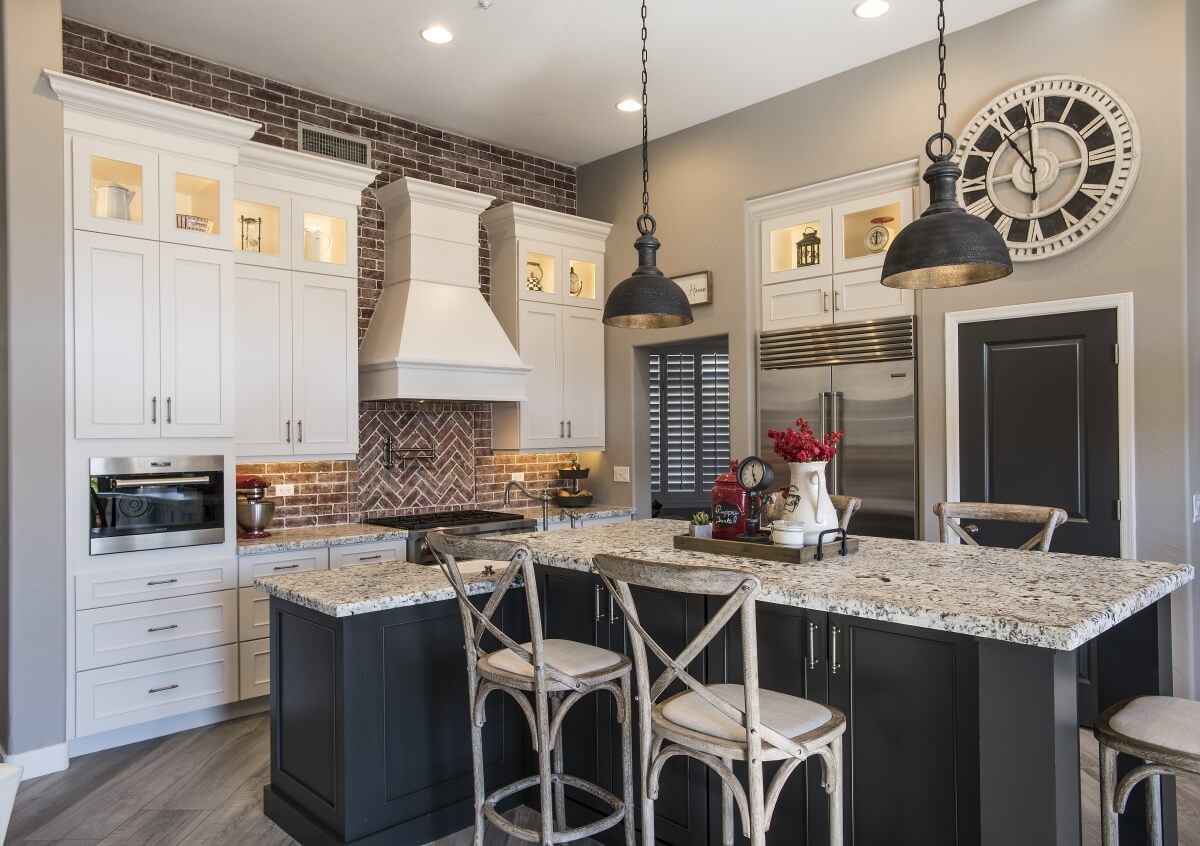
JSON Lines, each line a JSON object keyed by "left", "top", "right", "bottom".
{"left": 64, "top": 18, "right": 591, "bottom": 529}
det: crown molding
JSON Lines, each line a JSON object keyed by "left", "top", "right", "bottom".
{"left": 481, "top": 202, "right": 612, "bottom": 242}
{"left": 376, "top": 176, "right": 495, "bottom": 215}
{"left": 238, "top": 141, "right": 380, "bottom": 195}
{"left": 745, "top": 158, "right": 920, "bottom": 221}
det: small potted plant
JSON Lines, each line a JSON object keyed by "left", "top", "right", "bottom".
{"left": 690, "top": 511, "right": 712, "bottom": 539}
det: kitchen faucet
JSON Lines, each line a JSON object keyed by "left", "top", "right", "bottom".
{"left": 503, "top": 480, "right": 551, "bottom": 531}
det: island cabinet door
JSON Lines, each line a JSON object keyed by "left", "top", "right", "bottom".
{"left": 826, "top": 614, "right": 980, "bottom": 846}
{"left": 707, "top": 603, "right": 831, "bottom": 845}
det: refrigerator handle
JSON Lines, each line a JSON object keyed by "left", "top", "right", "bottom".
{"left": 819, "top": 391, "right": 829, "bottom": 438}
{"left": 831, "top": 391, "right": 842, "bottom": 496}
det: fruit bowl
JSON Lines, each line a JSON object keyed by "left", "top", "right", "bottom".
{"left": 557, "top": 466, "right": 591, "bottom": 481}
{"left": 556, "top": 492, "right": 594, "bottom": 508}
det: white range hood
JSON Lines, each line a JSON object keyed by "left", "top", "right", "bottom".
{"left": 359, "top": 178, "right": 531, "bottom": 402}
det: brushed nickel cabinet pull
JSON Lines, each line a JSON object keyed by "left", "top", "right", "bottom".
{"left": 148, "top": 683, "right": 179, "bottom": 694}
{"left": 594, "top": 584, "right": 603, "bottom": 622}
{"left": 273, "top": 564, "right": 299, "bottom": 571}
{"left": 833, "top": 290, "right": 840, "bottom": 312}
{"left": 298, "top": 420, "right": 303, "bottom": 442}
{"left": 285, "top": 420, "right": 291, "bottom": 443}
{"left": 830, "top": 625, "right": 842, "bottom": 675}
{"left": 151, "top": 396, "right": 158, "bottom": 424}
{"left": 823, "top": 291, "right": 830, "bottom": 313}
{"left": 147, "top": 624, "right": 179, "bottom": 633}
{"left": 560, "top": 421, "right": 565, "bottom": 438}
{"left": 359, "top": 554, "right": 383, "bottom": 561}
{"left": 806, "top": 620, "right": 819, "bottom": 670}
{"left": 147, "top": 578, "right": 178, "bottom": 586}
{"left": 166, "top": 396, "right": 172, "bottom": 424}
{"left": 567, "top": 420, "right": 572, "bottom": 438}
{"left": 608, "top": 592, "right": 618, "bottom": 623}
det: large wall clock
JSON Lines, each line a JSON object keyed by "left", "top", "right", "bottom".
{"left": 955, "top": 75, "right": 1140, "bottom": 261}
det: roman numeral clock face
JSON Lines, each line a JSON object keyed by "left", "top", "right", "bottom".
{"left": 955, "top": 76, "right": 1140, "bottom": 261}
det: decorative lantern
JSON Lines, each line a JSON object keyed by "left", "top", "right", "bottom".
{"left": 796, "top": 227, "right": 821, "bottom": 268}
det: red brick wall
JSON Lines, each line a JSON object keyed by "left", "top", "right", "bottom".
{"left": 63, "top": 18, "right": 589, "bottom": 528}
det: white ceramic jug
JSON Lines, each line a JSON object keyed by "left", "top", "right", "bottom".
{"left": 304, "top": 227, "right": 332, "bottom": 262}
{"left": 786, "top": 461, "right": 838, "bottom": 531}
{"left": 94, "top": 184, "right": 135, "bottom": 220}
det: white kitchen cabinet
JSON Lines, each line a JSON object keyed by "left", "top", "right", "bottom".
{"left": 159, "top": 155, "right": 234, "bottom": 251}
{"left": 293, "top": 272, "right": 358, "bottom": 455}
{"left": 71, "top": 136, "right": 160, "bottom": 241}
{"left": 237, "top": 548, "right": 329, "bottom": 587}
{"left": 760, "top": 206, "right": 832, "bottom": 285}
{"left": 235, "top": 266, "right": 293, "bottom": 455}
{"left": 292, "top": 195, "right": 358, "bottom": 278}
{"left": 831, "top": 188, "right": 913, "bottom": 274}
{"left": 233, "top": 184, "right": 291, "bottom": 268}
{"left": 76, "top": 589, "right": 237, "bottom": 671}
{"left": 833, "top": 268, "right": 914, "bottom": 322}
{"left": 76, "top": 557, "right": 239, "bottom": 611}
{"left": 238, "top": 639, "right": 271, "bottom": 700}
{"left": 761, "top": 276, "right": 835, "bottom": 332}
{"left": 482, "top": 203, "right": 612, "bottom": 452}
{"left": 73, "top": 231, "right": 161, "bottom": 439}
{"left": 238, "top": 587, "right": 270, "bottom": 641}
{"left": 328, "top": 539, "right": 406, "bottom": 568}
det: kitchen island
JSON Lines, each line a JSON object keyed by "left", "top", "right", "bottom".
{"left": 255, "top": 519, "right": 1192, "bottom": 846}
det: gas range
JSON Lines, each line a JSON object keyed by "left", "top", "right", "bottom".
{"left": 363, "top": 509, "right": 537, "bottom": 564}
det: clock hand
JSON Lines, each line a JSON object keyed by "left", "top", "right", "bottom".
{"left": 1000, "top": 127, "right": 1035, "bottom": 170}
{"left": 1022, "top": 105, "right": 1038, "bottom": 201}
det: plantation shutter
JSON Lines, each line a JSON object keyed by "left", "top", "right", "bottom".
{"left": 700, "top": 351, "right": 731, "bottom": 488}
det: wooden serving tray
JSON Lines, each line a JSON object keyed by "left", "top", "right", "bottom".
{"left": 673, "top": 533, "right": 859, "bottom": 564}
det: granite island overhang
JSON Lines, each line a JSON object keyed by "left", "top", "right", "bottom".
{"left": 255, "top": 519, "right": 1193, "bottom": 846}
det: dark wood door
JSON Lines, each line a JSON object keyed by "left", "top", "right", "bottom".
{"left": 958, "top": 308, "right": 1121, "bottom": 726}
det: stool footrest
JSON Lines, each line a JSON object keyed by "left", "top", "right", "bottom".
{"left": 483, "top": 774, "right": 626, "bottom": 844}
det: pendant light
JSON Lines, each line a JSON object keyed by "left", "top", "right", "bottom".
{"left": 602, "top": 0, "right": 693, "bottom": 328}
{"left": 881, "top": 0, "right": 1012, "bottom": 289}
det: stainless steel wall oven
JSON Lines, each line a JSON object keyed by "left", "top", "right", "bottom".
{"left": 89, "top": 456, "right": 225, "bottom": 554}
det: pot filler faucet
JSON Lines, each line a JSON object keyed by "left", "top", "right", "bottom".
{"left": 503, "top": 480, "right": 551, "bottom": 532}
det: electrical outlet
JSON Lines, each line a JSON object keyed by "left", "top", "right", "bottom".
{"left": 275, "top": 484, "right": 295, "bottom": 497}
{"left": 1193, "top": 494, "right": 1200, "bottom": 523}
{"left": 511, "top": 471, "right": 525, "bottom": 482}
{"left": 613, "top": 466, "right": 631, "bottom": 483}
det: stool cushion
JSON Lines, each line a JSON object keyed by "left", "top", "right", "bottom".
{"left": 661, "top": 683, "right": 833, "bottom": 743}
{"left": 1108, "top": 696, "right": 1200, "bottom": 758}
{"left": 485, "top": 639, "right": 624, "bottom": 678}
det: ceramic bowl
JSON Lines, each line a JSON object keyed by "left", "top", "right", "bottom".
{"left": 769, "top": 521, "right": 809, "bottom": 547}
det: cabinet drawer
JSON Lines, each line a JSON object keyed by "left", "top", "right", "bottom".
{"left": 75, "top": 644, "right": 238, "bottom": 737}
{"left": 239, "top": 638, "right": 270, "bottom": 700}
{"left": 238, "top": 548, "right": 328, "bottom": 587}
{"left": 76, "top": 589, "right": 237, "bottom": 671}
{"left": 239, "top": 587, "right": 270, "bottom": 640}
{"left": 329, "top": 540, "right": 405, "bottom": 568}
{"left": 76, "top": 558, "right": 237, "bottom": 610}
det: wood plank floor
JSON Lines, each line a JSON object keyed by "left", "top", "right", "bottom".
{"left": 10, "top": 715, "right": 1198, "bottom": 844}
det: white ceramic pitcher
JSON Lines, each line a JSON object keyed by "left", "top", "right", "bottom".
{"left": 786, "top": 461, "right": 838, "bottom": 531}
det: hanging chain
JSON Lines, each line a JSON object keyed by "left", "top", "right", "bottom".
{"left": 935, "top": 0, "right": 949, "bottom": 154}
{"left": 640, "top": 0, "right": 651, "bottom": 223}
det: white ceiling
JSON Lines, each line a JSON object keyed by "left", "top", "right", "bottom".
{"left": 62, "top": 0, "right": 1037, "bottom": 166}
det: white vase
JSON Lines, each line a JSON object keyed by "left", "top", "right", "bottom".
{"left": 786, "top": 461, "right": 838, "bottom": 531}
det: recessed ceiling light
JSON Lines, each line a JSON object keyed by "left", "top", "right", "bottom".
{"left": 853, "top": 0, "right": 890, "bottom": 18}
{"left": 615, "top": 99, "right": 642, "bottom": 112}
{"left": 420, "top": 25, "right": 454, "bottom": 44}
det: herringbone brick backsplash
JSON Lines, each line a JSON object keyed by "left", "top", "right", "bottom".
{"left": 63, "top": 19, "right": 591, "bottom": 529}
{"left": 237, "top": 402, "right": 579, "bottom": 528}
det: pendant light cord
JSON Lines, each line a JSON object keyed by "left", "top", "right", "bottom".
{"left": 637, "top": 0, "right": 655, "bottom": 236}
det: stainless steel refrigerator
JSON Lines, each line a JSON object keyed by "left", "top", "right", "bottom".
{"left": 757, "top": 316, "right": 917, "bottom": 539}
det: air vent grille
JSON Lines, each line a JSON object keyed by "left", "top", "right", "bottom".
{"left": 299, "top": 124, "right": 371, "bottom": 167}
{"left": 759, "top": 316, "right": 915, "bottom": 370}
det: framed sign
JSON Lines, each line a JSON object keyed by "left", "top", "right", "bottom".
{"left": 671, "top": 270, "right": 712, "bottom": 306}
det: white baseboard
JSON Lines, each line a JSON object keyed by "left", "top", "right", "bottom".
{"left": 67, "top": 697, "right": 268, "bottom": 759}
{"left": 2, "top": 742, "right": 70, "bottom": 781}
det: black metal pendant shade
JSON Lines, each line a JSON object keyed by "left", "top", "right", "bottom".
{"left": 602, "top": 214, "right": 692, "bottom": 328}
{"left": 881, "top": 140, "right": 1013, "bottom": 289}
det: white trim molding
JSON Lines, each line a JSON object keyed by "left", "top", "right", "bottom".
{"left": 944, "top": 293, "right": 1136, "bottom": 558}
{"left": 3, "top": 742, "right": 69, "bottom": 781}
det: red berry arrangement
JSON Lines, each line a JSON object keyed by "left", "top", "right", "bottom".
{"left": 766, "top": 417, "right": 844, "bottom": 463}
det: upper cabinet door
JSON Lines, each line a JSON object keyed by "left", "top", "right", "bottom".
{"left": 72, "top": 138, "right": 160, "bottom": 241}
{"left": 291, "top": 196, "right": 358, "bottom": 277}
{"left": 159, "top": 244, "right": 235, "bottom": 437}
{"left": 831, "top": 188, "right": 913, "bottom": 274}
{"left": 561, "top": 306, "right": 604, "bottom": 448}
{"left": 563, "top": 249, "right": 604, "bottom": 310}
{"left": 233, "top": 184, "right": 291, "bottom": 269}
{"left": 761, "top": 207, "right": 832, "bottom": 285}
{"left": 235, "top": 267, "right": 293, "bottom": 457}
{"left": 517, "top": 301, "right": 566, "bottom": 449}
{"left": 517, "top": 240, "right": 565, "bottom": 305}
{"left": 833, "top": 268, "right": 913, "bottom": 323}
{"left": 159, "top": 156, "right": 234, "bottom": 250}
{"left": 761, "top": 276, "right": 833, "bottom": 332}
{"left": 74, "top": 231, "right": 161, "bottom": 438}
{"left": 292, "top": 272, "right": 358, "bottom": 455}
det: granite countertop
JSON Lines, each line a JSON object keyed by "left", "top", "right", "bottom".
{"left": 516, "top": 504, "right": 635, "bottom": 526}
{"left": 237, "top": 523, "right": 408, "bottom": 555}
{"left": 255, "top": 559, "right": 507, "bottom": 617}
{"left": 485, "top": 519, "right": 1194, "bottom": 651}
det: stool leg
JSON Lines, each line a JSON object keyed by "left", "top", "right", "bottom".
{"left": 1100, "top": 743, "right": 1120, "bottom": 846}
{"left": 747, "top": 754, "right": 766, "bottom": 846}
{"left": 550, "top": 692, "right": 566, "bottom": 833}
{"left": 535, "top": 688, "right": 554, "bottom": 846}
{"left": 720, "top": 756, "right": 734, "bottom": 846}
{"left": 469, "top": 683, "right": 486, "bottom": 846}
{"left": 1144, "top": 769, "right": 1162, "bottom": 846}
{"left": 828, "top": 736, "right": 843, "bottom": 846}
{"left": 639, "top": 715, "right": 655, "bottom": 846}
{"left": 620, "top": 675, "right": 635, "bottom": 846}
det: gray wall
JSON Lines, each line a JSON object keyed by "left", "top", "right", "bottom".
{"left": 1, "top": 0, "right": 67, "bottom": 754}
{"left": 1187, "top": 0, "right": 1200, "bottom": 693}
{"left": 579, "top": 0, "right": 1196, "bottom": 691}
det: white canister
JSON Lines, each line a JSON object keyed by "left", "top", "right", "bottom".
{"left": 93, "top": 184, "right": 135, "bottom": 221}
{"left": 304, "top": 227, "right": 333, "bottom": 262}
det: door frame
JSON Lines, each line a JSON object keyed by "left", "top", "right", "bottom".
{"left": 943, "top": 293, "right": 1135, "bottom": 557}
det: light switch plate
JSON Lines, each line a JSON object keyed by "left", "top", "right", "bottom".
{"left": 1193, "top": 494, "right": 1200, "bottom": 523}
{"left": 511, "top": 472, "right": 525, "bottom": 482}
{"left": 614, "top": 466, "right": 631, "bottom": 483}
{"left": 275, "top": 484, "right": 295, "bottom": 497}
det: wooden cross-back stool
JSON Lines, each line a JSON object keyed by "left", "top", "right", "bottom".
{"left": 428, "top": 532, "right": 635, "bottom": 846}
{"left": 828, "top": 495, "right": 862, "bottom": 531}
{"left": 1094, "top": 696, "right": 1200, "bottom": 845}
{"left": 593, "top": 554, "right": 846, "bottom": 846}
{"left": 933, "top": 501, "right": 1068, "bottom": 552}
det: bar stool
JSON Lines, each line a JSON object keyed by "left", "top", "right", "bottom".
{"left": 933, "top": 501, "right": 1068, "bottom": 551}
{"left": 1095, "top": 696, "right": 1200, "bottom": 845}
{"left": 828, "top": 495, "right": 862, "bottom": 531}
{"left": 428, "top": 531, "right": 635, "bottom": 846}
{"left": 594, "top": 553, "right": 846, "bottom": 846}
